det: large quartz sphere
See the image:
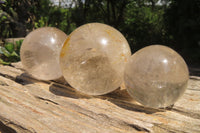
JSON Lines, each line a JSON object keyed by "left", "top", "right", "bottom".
{"left": 20, "top": 27, "right": 67, "bottom": 80}
{"left": 124, "top": 45, "right": 189, "bottom": 108}
{"left": 60, "top": 23, "right": 131, "bottom": 95}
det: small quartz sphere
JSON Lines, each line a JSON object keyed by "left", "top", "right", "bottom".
{"left": 60, "top": 23, "right": 131, "bottom": 95}
{"left": 124, "top": 45, "right": 189, "bottom": 108}
{"left": 20, "top": 27, "right": 67, "bottom": 80}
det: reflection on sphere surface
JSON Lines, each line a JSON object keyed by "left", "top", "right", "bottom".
{"left": 124, "top": 45, "right": 189, "bottom": 108}
{"left": 60, "top": 23, "right": 131, "bottom": 95}
{"left": 20, "top": 27, "right": 67, "bottom": 80}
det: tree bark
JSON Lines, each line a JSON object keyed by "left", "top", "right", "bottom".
{"left": 0, "top": 62, "right": 200, "bottom": 133}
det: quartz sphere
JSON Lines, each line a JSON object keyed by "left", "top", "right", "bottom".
{"left": 20, "top": 27, "right": 67, "bottom": 80}
{"left": 124, "top": 45, "right": 189, "bottom": 108}
{"left": 60, "top": 23, "right": 131, "bottom": 95}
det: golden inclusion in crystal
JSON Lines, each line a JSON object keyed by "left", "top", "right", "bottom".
{"left": 60, "top": 23, "right": 131, "bottom": 95}
{"left": 20, "top": 27, "right": 67, "bottom": 80}
{"left": 124, "top": 45, "right": 189, "bottom": 108}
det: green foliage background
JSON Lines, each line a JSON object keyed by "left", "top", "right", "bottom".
{"left": 0, "top": 0, "right": 199, "bottom": 65}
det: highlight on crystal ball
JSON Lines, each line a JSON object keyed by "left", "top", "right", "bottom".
{"left": 20, "top": 27, "right": 67, "bottom": 80}
{"left": 124, "top": 45, "right": 189, "bottom": 108}
{"left": 60, "top": 23, "right": 131, "bottom": 95}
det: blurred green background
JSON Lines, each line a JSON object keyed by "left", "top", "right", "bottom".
{"left": 0, "top": 0, "right": 200, "bottom": 66}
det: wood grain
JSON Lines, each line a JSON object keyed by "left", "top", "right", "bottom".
{"left": 0, "top": 62, "right": 200, "bottom": 133}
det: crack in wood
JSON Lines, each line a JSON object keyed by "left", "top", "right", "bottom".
{"left": 3, "top": 122, "right": 34, "bottom": 133}
{"left": 188, "top": 88, "right": 200, "bottom": 91}
{"left": 0, "top": 121, "right": 16, "bottom": 133}
{"left": 0, "top": 117, "right": 35, "bottom": 133}
{"left": 0, "top": 72, "right": 31, "bottom": 86}
{"left": 78, "top": 110, "right": 150, "bottom": 132}
{"left": 0, "top": 81, "right": 8, "bottom": 86}
{"left": 153, "top": 124, "right": 177, "bottom": 133}
{"left": 172, "top": 108, "right": 200, "bottom": 119}
{"left": 0, "top": 73, "right": 15, "bottom": 81}
{"left": 154, "top": 123, "right": 192, "bottom": 133}
{"left": 34, "top": 96, "right": 59, "bottom": 105}
{"left": 127, "top": 123, "right": 150, "bottom": 132}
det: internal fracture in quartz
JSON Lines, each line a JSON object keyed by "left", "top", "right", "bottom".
{"left": 60, "top": 23, "right": 131, "bottom": 95}
{"left": 124, "top": 45, "right": 189, "bottom": 108}
{"left": 20, "top": 27, "right": 67, "bottom": 80}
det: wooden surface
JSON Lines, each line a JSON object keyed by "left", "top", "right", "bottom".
{"left": 0, "top": 62, "right": 200, "bottom": 133}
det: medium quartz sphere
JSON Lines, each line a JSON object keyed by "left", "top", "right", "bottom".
{"left": 20, "top": 27, "right": 67, "bottom": 80}
{"left": 124, "top": 45, "right": 189, "bottom": 108}
{"left": 60, "top": 23, "right": 131, "bottom": 95}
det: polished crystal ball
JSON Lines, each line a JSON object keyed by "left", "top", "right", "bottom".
{"left": 20, "top": 27, "right": 67, "bottom": 80}
{"left": 124, "top": 45, "right": 189, "bottom": 108}
{"left": 60, "top": 23, "right": 131, "bottom": 95}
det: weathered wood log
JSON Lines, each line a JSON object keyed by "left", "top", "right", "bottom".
{"left": 0, "top": 62, "right": 200, "bottom": 133}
